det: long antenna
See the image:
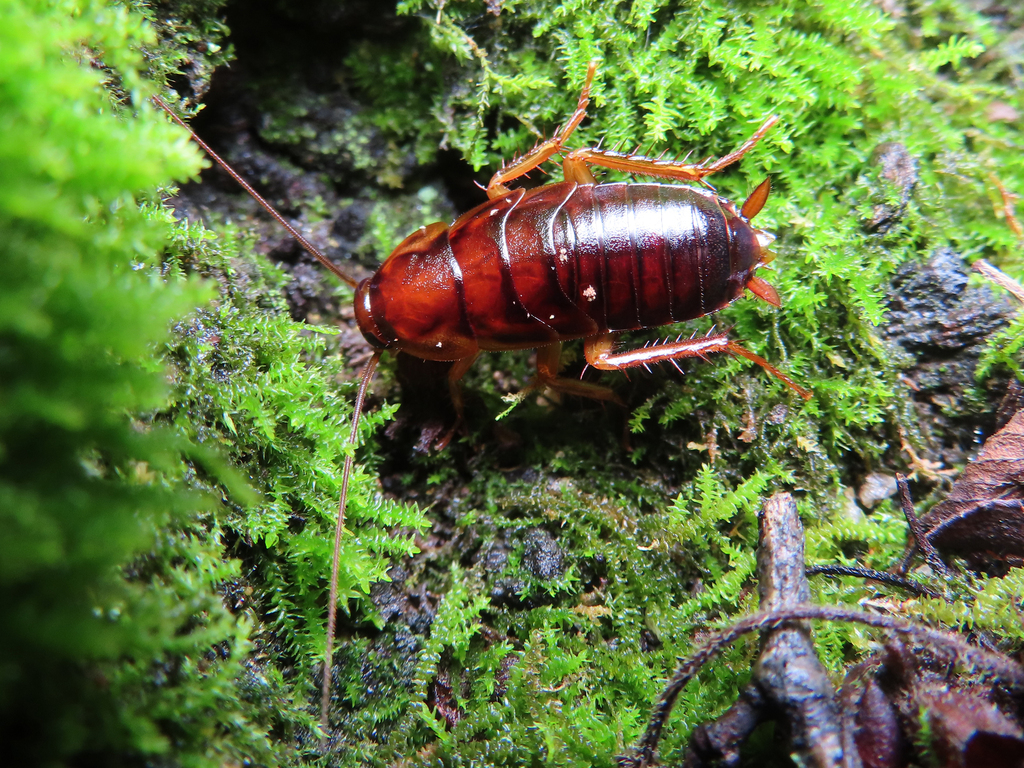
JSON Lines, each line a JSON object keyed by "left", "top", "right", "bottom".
{"left": 321, "top": 350, "right": 381, "bottom": 737}
{"left": 154, "top": 90, "right": 384, "bottom": 736}
{"left": 151, "top": 94, "right": 359, "bottom": 289}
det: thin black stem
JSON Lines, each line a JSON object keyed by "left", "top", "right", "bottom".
{"left": 806, "top": 564, "right": 942, "bottom": 598}
{"left": 895, "top": 472, "right": 950, "bottom": 576}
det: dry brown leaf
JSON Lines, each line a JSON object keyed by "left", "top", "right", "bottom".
{"left": 916, "top": 687, "right": 1024, "bottom": 768}
{"left": 919, "top": 412, "right": 1024, "bottom": 566}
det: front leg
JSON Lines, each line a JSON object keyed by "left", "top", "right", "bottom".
{"left": 434, "top": 352, "right": 480, "bottom": 450}
{"left": 585, "top": 332, "right": 811, "bottom": 400}
{"left": 532, "top": 342, "right": 623, "bottom": 405}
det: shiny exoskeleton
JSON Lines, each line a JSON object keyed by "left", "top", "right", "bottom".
{"left": 154, "top": 61, "right": 810, "bottom": 736}
{"left": 357, "top": 180, "right": 771, "bottom": 358}
{"left": 348, "top": 63, "right": 807, "bottom": 415}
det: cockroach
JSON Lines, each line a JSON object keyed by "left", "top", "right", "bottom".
{"left": 154, "top": 61, "right": 811, "bottom": 733}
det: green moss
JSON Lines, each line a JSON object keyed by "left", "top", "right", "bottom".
{"left": 310, "top": 0, "right": 1023, "bottom": 763}
{"left": 8, "top": 0, "right": 1024, "bottom": 765}
{"left": 0, "top": 0, "right": 259, "bottom": 763}
{"left": 162, "top": 220, "right": 429, "bottom": 697}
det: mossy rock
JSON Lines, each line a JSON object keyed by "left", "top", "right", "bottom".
{"left": 5, "top": 0, "right": 1023, "bottom": 766}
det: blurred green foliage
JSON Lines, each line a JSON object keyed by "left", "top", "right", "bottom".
{"left": 1, "top": 0, "right": 425, "bottom": 764}
{"left": 5, "top": 0, "right": 1024, "bottom": 766}
{"left": 0, "top": 0, "right": 244, "bottom": 762}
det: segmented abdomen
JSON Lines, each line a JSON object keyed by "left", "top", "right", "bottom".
{"left": 447, "top": 181, "right": 745, "bottom": 350}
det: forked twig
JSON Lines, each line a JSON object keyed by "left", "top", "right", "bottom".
{"left": 618, "top": 603, "right": 1024, "bottom": 768}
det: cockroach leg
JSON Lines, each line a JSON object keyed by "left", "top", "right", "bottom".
{"left": 725, "top": 341, "right": 811, "bottom": 400}
{"left": 446, "top": 353, "right": 479, "bottom": 419}
{"left": 703, "top": 115, "right": 779, "bottom": 173}
{"left": 487, "top": 61, "right": 598, "bottom": 198}
{"left": 584, "top": 332, "right": 811, "bottom": 400}
{"left": 508, "top": 343, "right": 622, "bottom": 407}
{"left": 434, "top": 353, "right": 480, "bottom": 450}
{"left": 530, "top": 342, "right": 623, "bottom": 405}
{"left": 561, "top": 115, "right": 778, "bottom": 184}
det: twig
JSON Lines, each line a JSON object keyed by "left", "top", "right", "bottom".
{"left": 973, "top": 259, "right": 1024, "bottom": 305}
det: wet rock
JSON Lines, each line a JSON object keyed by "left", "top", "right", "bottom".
{"left": 428, "top": 665, "right": 461, "bottom": 728}
{"left": 867, "top": 142, "right": 918, "bottom": 233}
{"left": 492, "top": 652, "right": 519, "bottom": 699}
{"left": 522, "top": 528, "right": 565, "bottom": 580}
{"left": 885, "top": 248, "right": 1014, "bottom": 466}
{"left": 858, "top": 473, "right": 898, "bottom": 509}
{"left": 489, "top": 575, "right": 527, "bottom": 608}
{"left": 283, "top": 260, "right": 340, "bottom": 321}
{"left": 331, "top": 200, "right": 371, "bottom": 260}
{"left": 478, "top": 541, "right": 510, "bottom": 573}
{"left": 885, "top": 250, "right": 1011, "bottom": 354}
{"left": 358, "top": 628, "right": 420, "bottom": 701}
{"left": 369, "top": 566, "right": 436, "bottom": 635}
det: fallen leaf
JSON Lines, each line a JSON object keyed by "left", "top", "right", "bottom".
{"left": 919, "top": 412, "right": 1024, "bottom": 566}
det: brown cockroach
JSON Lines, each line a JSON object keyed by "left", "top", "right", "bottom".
{"left": 154, "top": 61, "right": 810, "bottom": 733}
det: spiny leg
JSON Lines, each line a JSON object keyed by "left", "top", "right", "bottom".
{"left": 487, "top": 61, "right": 598, "bottom": 198}
{"left": 561, "top": 115, "right": 779, "bottom": 185}
{"left": 584, "top": 331, "right": 811, "bottom": 400}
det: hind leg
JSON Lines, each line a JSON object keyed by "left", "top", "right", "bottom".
{"left": 433, "top": 353, "right": 480, "bottom": 450}
{"left": 584, "top": 332, "right": 811, "bottom": 400}
{"left": 561, "top": 115, "right": 779, "bottom": 185}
